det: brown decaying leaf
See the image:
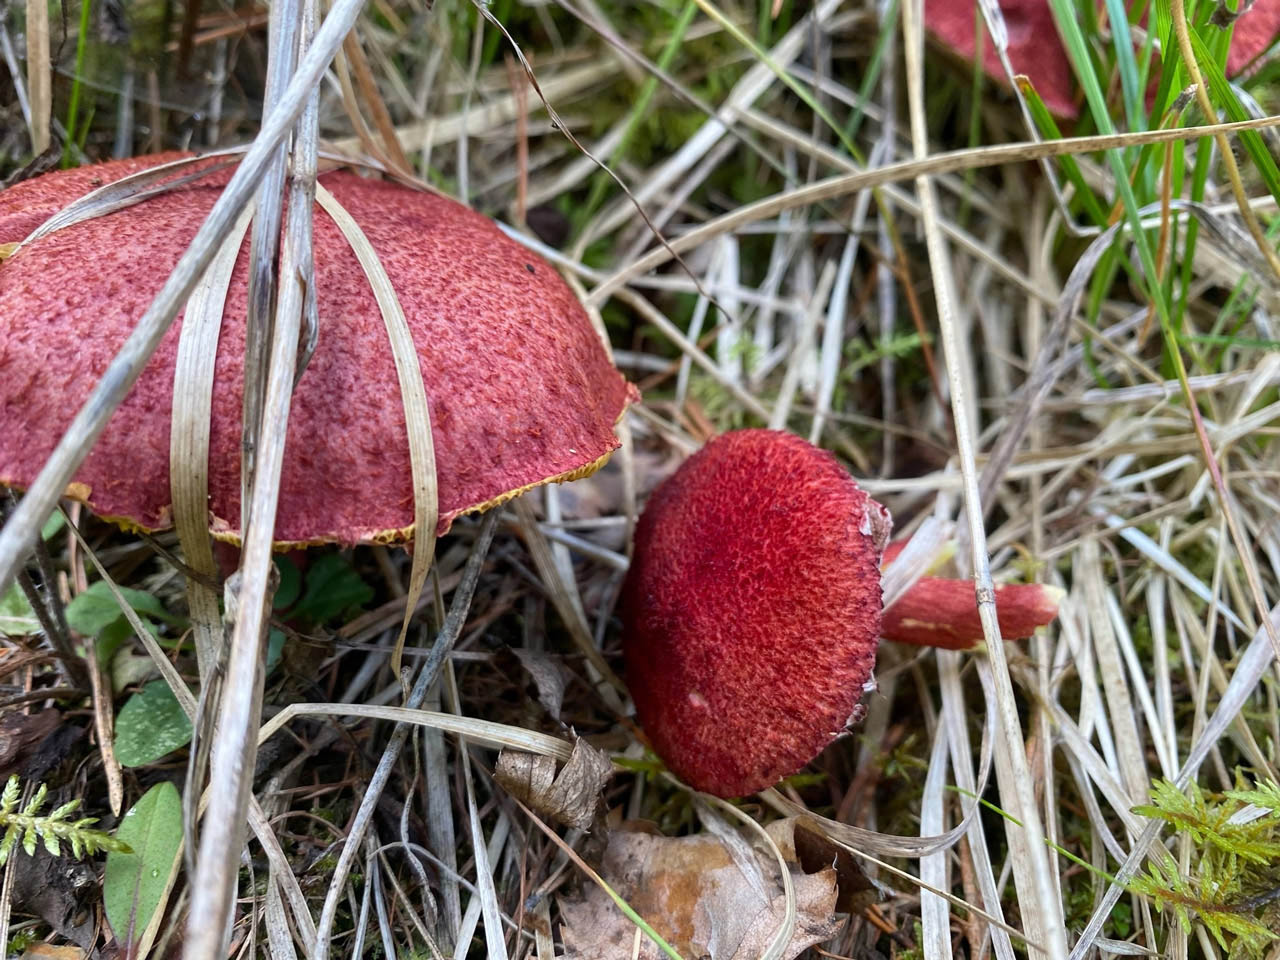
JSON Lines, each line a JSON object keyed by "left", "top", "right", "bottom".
{"left": 495, "top": 738, "right": 612, "bottom": 831}
{"left": 0, "top": 710, "right": 60, "bottom": 779}
{"left": 559, "top": 817, "right": 845, "bottom": 960}
{"left": 507, "top": 647, "right": 568, "bottom": 723}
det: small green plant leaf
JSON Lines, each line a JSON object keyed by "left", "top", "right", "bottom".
{"left": 273, "top": 555, "right": 302, "bottom": 610}
{"left": 267, "top": 628, "right": 286, "bottom": 673}
{"left": 40, "top": 512, "right": 65, "bottom": 540}
{"left": 294, "top": 553, "right": 373, "bottom": 623}
{"left": 0, "top": 584, "right": 39, "bottom": 637}
{"left": 114, "top": 681, "right": 193, "bottom": 767}
{"left": 66, "top": 582, "right": 172, "bottom": 637}
{"left": 104, "top": 782, "right": 182, "bottom": 947}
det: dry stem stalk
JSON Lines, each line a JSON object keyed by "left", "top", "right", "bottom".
{"left": 1168, "top": 0, "right": 1280, "bottom": 281}
{"left": 899, "top": 0, "right": 1067, "bottom": 952}
{"left": 24, "top": 0, "right": 49, "bottom": 153}
{"left": 183, "top": 1, "right": 321, "bottom": 952}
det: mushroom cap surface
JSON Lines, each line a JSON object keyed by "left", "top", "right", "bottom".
{"left": 621, "top": 429, "right": 890, "bottom": 798}
{"left": 0, "top": 154, "right": 635, "bottom": 545}
{"left": 926, "top": 0, "right": 1280, "bottom": 120}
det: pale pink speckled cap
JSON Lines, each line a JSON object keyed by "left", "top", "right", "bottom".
{"left": 0, "top": 154, "right": 636, "bottom": 546}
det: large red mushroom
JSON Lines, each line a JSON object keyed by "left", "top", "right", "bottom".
{"left": 0, "top": 154, "right": 636, "bottom": 545}
{"left": 621, "top": 429, "right": 1060, "bottom": 798}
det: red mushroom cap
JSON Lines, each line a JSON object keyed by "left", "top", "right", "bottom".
{"left": 925, "top": 0, "right": 1280, "bottom": 120}
{"left": 926, "top": 0, "right": 1078, "bottom": 118}
{"left": 621, "top": 429, "right": 890, "bottom": 798}
{"left": 0, "top": 154, "right": 636, "bottom": 545}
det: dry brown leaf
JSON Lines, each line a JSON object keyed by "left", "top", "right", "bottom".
{"left": 559, "top": 819, "right": 844, "bottom": 960}
{"left": 495, "top": 738, "right": 613, "bottom": 831}
{"left": 505, "top": 647, "right": 568, "bottom": 723}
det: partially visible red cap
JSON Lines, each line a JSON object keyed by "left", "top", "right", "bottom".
{"left": 926, "top": 0, "right": 1280, "bottom": 119}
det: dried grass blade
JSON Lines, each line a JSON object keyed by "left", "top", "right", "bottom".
{"left": 1081, "top": 541, "right": 1148, "bottom": 805}
{"left": 332, "top": 42, "right": 385, "bottom": 167}
{"left": 265, "top": 872, "right": 299, "bottom": 960}
{"left": 455, "top": 694, "right": 509, "bottom": 960}
{"left": 452, "top": 810, "right": 512, "bottom": 960}
{"left": 171, "top": 203, "right": 255, "bottom": 678}
{"left": 900, "top": 0, "right": 1064, "bottom": 948}
{"left": 84, "top": 633, "right": 124, "bottom": 815}
{"left": 584, "top": 114, "right": 1280, "bottom": 310}
{"left": 20, "top": 153, "right": 243, "bottom": 246}
{"left": 185, "top": 3, "right": 322, "bottom": 949}
{"left": 920, "top": 718, "right": 953, "bottom": 960}
{"left": 314, "top": 182, "right": 438, "bottom": 682}
{"left": 942, "top": 655, "right": 1016, "bottom": 960}
{"left": 24, "top": 0, "right": 49, "bottom": 153}
{"left": 261, "top": 703, "right": 576, "bottom": 760}
{"left": 809, "top": 231, "right": 861, "bottom": 446}
{"left": 341, "top": 27, "right": 412, "bottom": 174}
{"left": 424, "top": 694, "right": 462, "bottom": 945}
{"left": 1070, "top": 608, "right": 1280, "bottom": 958}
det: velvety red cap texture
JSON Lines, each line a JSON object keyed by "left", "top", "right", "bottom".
{"left": 0, "top": 154, "right": 635, "bottom": 544}
{"left": 926, "top": 0, "right": 1280, "bottom": 119}
{"left": 621, "top": 429, "right": 891, "bottom": 798}
{"left": 926, "top": 0, "right": 1078, "bottom": 117}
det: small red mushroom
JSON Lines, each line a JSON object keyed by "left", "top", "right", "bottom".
{"left": 621, "top": 429, "right": 889, "bottom": 799}
{"left": 620, "top": 429, "right": 1061, "bottom": 798}
{"left": 0, "top": 154, "right": 637, "bottom": 546}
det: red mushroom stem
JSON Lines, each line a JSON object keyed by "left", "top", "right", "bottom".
{"left": 881, "top": 541, "right": 1063, "bottom": 650}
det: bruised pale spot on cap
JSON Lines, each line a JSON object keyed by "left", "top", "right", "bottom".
{"left": 621, "top": 429, "right": 888, "bottom": 798}
{"left": 0, "top": 154, "right": 637, "bottom": 546}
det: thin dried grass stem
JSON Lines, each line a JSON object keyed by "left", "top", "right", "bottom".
{"left": 900, "top": 0, "right": 1066, "bottom": 951}
{"left": 184, "top": 2, "right": 323, "bottom": 952}
{"left": 24, "top": 0, "right": 49, "bottom": 153}
{"left": 313, "top": 183, "right": 438, "bottom": 685}
{"left": 584, "top": 113, "right": 1280, "bottom": 309}
{"left": 171, "top": 205, "right": 255, "bottom": 679}
{"left": 311, "top": 510, "right": 499, "bottom": 960}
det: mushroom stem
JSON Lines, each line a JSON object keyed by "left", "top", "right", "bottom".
{"left": 881, "top": 541, "right": 1062, "bottom": 649}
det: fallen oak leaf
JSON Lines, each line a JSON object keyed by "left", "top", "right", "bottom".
{"left": 495, "top": 738, "right": 613, "bottom": 831}
{"left": 559, "top": 817, "right": 844, "bottom": 960}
